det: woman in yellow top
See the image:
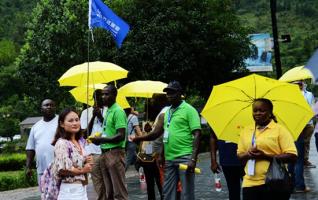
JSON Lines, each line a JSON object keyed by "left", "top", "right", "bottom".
{"left": 237, "top": 98, "right": 297, "bottom": 200}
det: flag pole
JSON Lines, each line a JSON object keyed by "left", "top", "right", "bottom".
{"left": 86, "top": 0, "right": 92, "bottom": 134}
{"left": 85, "top": 30, "right": 90, "bottom": 135}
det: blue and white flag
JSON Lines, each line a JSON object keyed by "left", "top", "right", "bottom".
{"left": 89, "top": 0, "right": 130, "bottom": 48}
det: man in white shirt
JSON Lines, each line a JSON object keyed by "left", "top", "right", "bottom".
{"left": 25, "top": 99, "right": 58, "bottom": 186}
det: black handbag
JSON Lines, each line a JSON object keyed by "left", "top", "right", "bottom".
{"left": 265, "top": 157, "right": 292, "bottom": 193}
{"left": 136, "top": 152, "right": 155, "bottom": 163}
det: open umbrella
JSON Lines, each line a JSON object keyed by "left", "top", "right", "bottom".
{"left": 58, "top": 61, "right": 128, "bottom": 86}
{"left": 118, "top": 80, "right": 168, "bottom": 120}
{"left": 201, "top": 74, "right": 314, "bottom": 143}
{"left": 118, "top": 80, "right": 167, "bottom": 98}
{"left": 69, "top": 84, "right": 130, "bottom": 108}
{"left": 279, "top": 66, "right": 314, "bottom": 83}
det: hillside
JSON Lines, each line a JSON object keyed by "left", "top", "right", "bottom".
{"left": 235, "top": 0, "right": 318, "bottom": 72}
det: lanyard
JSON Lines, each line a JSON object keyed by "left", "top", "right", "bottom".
{"left": 251, "top": 129, "right": 256, "bottom": 147}
{"left": 167, "top": 104, "right": 181, "bottom": 128}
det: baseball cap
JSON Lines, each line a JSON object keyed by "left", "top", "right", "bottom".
{"left": 163, "top": 81, "right": 182, "bottom": 92}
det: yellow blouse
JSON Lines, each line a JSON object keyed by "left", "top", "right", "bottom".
{"left": 237, "top": 120, "right": 297, "bottom": 187}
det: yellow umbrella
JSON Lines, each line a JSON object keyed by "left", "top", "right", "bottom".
{"left": 116, "top": 94, "right": 131, "bottom": 109}
{"left": 118, "top": 80, "right": 168, "bottom": 98}
{"left": 69, "top": 84, "right": 130, "bottom": 108}
{"left": 279, "top": 66, "right": 314, "bottom": 83}
{"left": 58, "top": 61, "right": 128, "bottom": 86}
{"left": 201, "top": 74, "right": 314, "bottom": 143}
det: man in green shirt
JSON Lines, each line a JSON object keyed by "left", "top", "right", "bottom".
{"left": 132, "top": 81, "right": 201, "bottom": 200}
{"left": 162, "top": 81, "right": 201, "bottom": 200}
{"left": 91, "top": 85, "right": 128, "bottom": 200}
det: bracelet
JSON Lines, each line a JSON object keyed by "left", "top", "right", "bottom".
{"left": 191, "top": 158, "right": 196, "bottom": 162}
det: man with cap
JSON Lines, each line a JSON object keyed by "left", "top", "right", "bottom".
{"left": 162, "top": 81, "right": 201, "bottom": 200}
{"left": 130, "top": 81, "right": 201, "bottom": 199}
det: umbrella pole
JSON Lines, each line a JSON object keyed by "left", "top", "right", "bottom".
{"left": 146, "top": 98, "right": 148, "bottom": 121}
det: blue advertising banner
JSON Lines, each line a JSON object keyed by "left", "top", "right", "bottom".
{"left": 244, "top": 33, "right": 273, "bottom": 72}
{"left": 88, "top": 0, "right": 130, "bottom": 48}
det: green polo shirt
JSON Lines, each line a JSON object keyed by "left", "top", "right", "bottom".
{"left": 163, "top": 101, "right": 201, "bottom": 160}
{"left": 101, "top": 103, "right": 127, "bottom": 149}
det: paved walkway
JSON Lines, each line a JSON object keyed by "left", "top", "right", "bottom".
{"left": 1, "top": 139, "right": 318, "bottom": 200}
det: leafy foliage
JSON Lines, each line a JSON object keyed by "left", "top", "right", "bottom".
{"left": 0, "top": 153, "right": 27, "bottom": 171}
{"left": 0, "top": 40, "right": 17, "bottom": 66}
{"left": 16, "top": 0, "right": 251, "bottom": 102}
{"left": 17, "top": 0, "right": 89, "bottom": 106}
{"left": 0, "top": 170, "right": 37, "bottom": 191}
{"left": 103, "top": 0, "right": 251, "bottom": 96}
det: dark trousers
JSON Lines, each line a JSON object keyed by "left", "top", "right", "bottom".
{"left": 142, "top": 161, "right": 163, "bottom": 200}
{"left": 243, "top": 185, "right": 290, "bottom": 200}
{"left": 288, "top": 134, "right": 305, "bottom": 190}
{"left": 222, "top": 165, "right": 245, "bottom": 200}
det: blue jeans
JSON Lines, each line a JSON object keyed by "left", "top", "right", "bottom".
{"left": 125, "top": 142, "right": 137, "bottom": 171}
{"left": 163, "top": 155, "right": 195, "bottom": 200}
{"left": 288, "top": 134, "right": 305, "bottom": 190}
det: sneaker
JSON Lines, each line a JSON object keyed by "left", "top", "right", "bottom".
{"left": 294, "top": 187, "right": 311, "bottom": 193}
{"left": 304, "top": 161, "right": 316, "bottom": 168}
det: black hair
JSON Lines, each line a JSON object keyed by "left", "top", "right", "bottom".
{"left": 93, "top": 89, "right": 102, "bottom": 98}
{"left": 40, "top": 99, "right": 55, "bottom": 106}
{"left": 124, "top": 107, "right": 132, "bottom": 116}
{"left": 106, "top": 84, "right": 117, "bottom": 97}
{"left": 253, "top": 98, "right": 277, "bottom": 123}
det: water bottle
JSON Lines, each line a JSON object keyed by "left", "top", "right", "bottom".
{"left": 139, "top": 167, "right": 145, "bottom": 183}
{"left": 214, "top": 173, "right": 222, "bottom": 192}
{"left": 139, "top": 167, "right": 147, "bottom": 191}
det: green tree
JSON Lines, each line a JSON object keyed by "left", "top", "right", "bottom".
{"left": 0, "top": 105, "right": 20, "bottom": 141}
{"left": 17, "top": 0, "right": 90, "bottom": 106}
{"left": 0, "top": 40, "right": 17, "bottom": 66}
{"left": 107, "top": 0, "right": 251, "bottom": 96}
{"left": 17, "top": 0, "right": 251, "bottom": 102}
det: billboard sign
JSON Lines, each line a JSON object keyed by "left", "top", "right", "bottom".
{"left": 244, "top": 33, "right": 273, "bottom": 72}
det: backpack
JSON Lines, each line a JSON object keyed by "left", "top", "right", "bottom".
{"left": 40, "top": 140, "right": 73, "bottom": 200}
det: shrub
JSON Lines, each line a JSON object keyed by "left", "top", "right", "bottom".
{"left": 0, "top": 170, "right": 37, "bottom": 191}
{"left": 0, "top": 135, "right": 28, "bottom": 154}
{"left": 0, "top": 153, "right": 28, "bottom": 171}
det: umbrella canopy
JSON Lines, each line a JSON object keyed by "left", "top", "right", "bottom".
{"left": 69, "top": 84, "right": 130, "bottom": 108}
{"left": 305, "top": 49, "right": 318, "bottom": 83}
{"left": 118, "top": 80, "right": 168, "bottom": 98}
{"left": 58, "top": 61, "right": 128, "bottom": 86}
{"left": 279, "top": 66, "right": 314, "bottom": 83}
{"left": 201, "top": 74, "right": 314, "bottom": 143}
